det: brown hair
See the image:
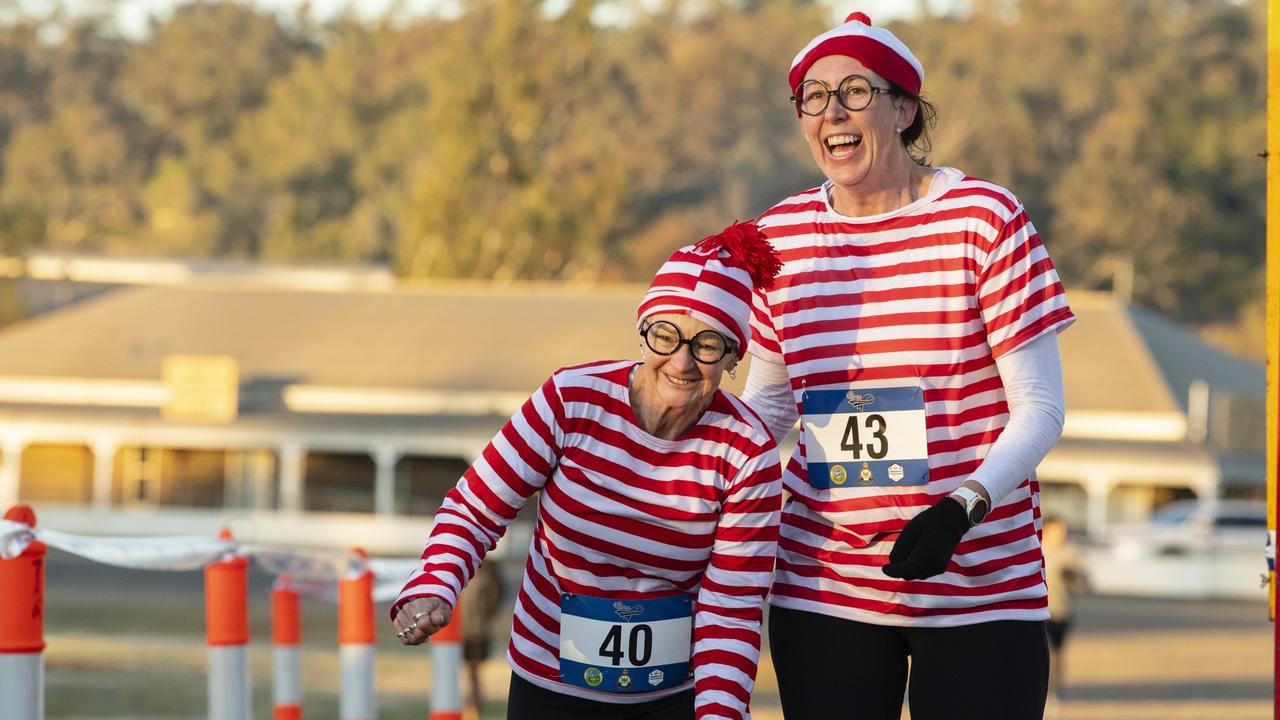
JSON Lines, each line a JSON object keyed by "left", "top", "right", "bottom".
{"left": 890, "top": 82, "right": 936, "bottom": 164}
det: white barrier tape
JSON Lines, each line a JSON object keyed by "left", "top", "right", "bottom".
{"left": 246, "top": 547, "right": 421, "bottom": 601}
{"left": 40, "top": 526, "right": 234, "bottom": 570}
{"left": 369, "top": 558, "right": 423, "bottom": 603}
{"left": 2, "top": 519, "right": 234, "bottom": 568}
{"left": 1268, "top": 530, "right": 1276, "bottom": 572}
{"left": 0, "top": 519, "right": 35, "bottom": 560}
{"left": 245, "top": 547, "right": 348, "bottom": 583}
{"left": 1, "top": 520, "right": 425, "bottom": 600}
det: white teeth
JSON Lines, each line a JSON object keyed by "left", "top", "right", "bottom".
{"left": 666, "top": 375, "right": 695, "bottom": 386}
{"left": 825, "top": 133, "right": 861, "bottom": 159}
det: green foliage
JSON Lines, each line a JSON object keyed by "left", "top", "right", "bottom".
{"left": 0, "top": 0, "right": 1265, "bottom": 327}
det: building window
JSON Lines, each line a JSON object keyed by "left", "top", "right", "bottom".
{"left": 19, "top": 444, "right": 93, "bottom": 505}
{"left": 224, "top": 449, "right": 276, "bottom": 510}
{"left": 304, "top": 452, "right": 375, "bottom": 513}
{"left": 120, "top": 447, "right": 164, "bottom": 505}
{"left": 395, "top": 456, "right": 471, "bottom": 516}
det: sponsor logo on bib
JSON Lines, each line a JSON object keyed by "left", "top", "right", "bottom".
{"left": 584, "top": 667, "right": 604, "bottom": 687}
{"left": 612, "top": 601, "right": 644, "bottom": 621}
{"left": 846, "top": 392, "right": 875, "bottom": 410}
{"left": 858, "top": 462, "right": 874, "bottom": 485}
{"left": 830, "top": 464, "right": 848, "bottom": 486}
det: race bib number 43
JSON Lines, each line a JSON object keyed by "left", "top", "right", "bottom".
{"left": 802, "top": 386, "right": 930, "bottom": 489}
{"left": 559, "top": 593, "right": 692, "bottom": 693}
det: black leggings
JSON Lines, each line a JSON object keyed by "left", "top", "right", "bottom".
{"left": 506, "top": 672, "right": 695, "bottom": 720}
{"left": 769, "top": 605, "right": 1049, "bottom": 720}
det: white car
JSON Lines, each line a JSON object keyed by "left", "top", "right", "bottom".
{"left": 1086, "top": 499, "right": 1268, "bottom": 600}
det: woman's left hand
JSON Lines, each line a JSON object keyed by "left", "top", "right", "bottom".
{"left": 882, "top": 497, "right": 970, "bottom": 580}
{"left": 392, "top": 596, "right": 453, "bottom": 645}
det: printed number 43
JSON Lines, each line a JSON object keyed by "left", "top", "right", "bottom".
{"left": 840, "top": 414, "right": 888, "bottom": 460}
{"left": 598, "top": 624, "right": 653, "bottom": 667}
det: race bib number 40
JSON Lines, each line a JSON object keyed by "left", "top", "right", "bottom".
{"left": 559, "top": 593, "right": 692, "bottom": 694}
{"left": 802, "top": 386, "right": 930, "bottom": 489}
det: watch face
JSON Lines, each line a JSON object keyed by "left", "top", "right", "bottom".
{"left": 968, "top": 498, "right": 989, "bottom": 525}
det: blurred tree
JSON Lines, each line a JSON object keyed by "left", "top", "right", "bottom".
{"left": 0, "top": 15, "right": 146, "bottom": 253}
{"left": 616, "top": 0, "right": 825, "bottom": 275}
{"left": 395, "top": 0, "right": 635, "bottom": 281}
{"left": 0, "top": 0, "right": 1263, "bottom": 341}
{"left": 903, "top": 0, "right": 1264, "bottom": 323}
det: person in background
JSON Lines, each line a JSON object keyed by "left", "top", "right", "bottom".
{"left": 458, "top": 558, "right": 505, "bottom": 719}
{"left": 1041, "top": 515, "right": 1088, "bottom": 715}
{"left": 392, "top": 221, "right": 784, "bottom": 720}
{"left": 741, "top": 11, "right": 1075, "bottom": 720}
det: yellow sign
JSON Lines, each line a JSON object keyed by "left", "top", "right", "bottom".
{"left": 162, "top": 355, "right": 239, "bottom": 423}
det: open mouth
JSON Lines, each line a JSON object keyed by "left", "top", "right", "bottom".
{"left": 824, "top": 133, "right": 862, "bottom": 159}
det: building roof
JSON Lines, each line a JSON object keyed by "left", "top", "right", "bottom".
{"left": 0, "top": 282, "right": 1259, "bottom": 421}
{"left": 0, "top": 279, "right": 649, "bottom": 394}
{"left": 1057, "top": 291, "right": 1262, "bottom": 413}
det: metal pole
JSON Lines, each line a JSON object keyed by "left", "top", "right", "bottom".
{"left": 339, "top": 549, "right": 376, "bottom": 720}
{"left": 206, "top": 528, "right": 251, "bottom": 720}
{"left": 429, "top": 599, "right": 464, "bottom": 720}
{"left": 272, "top": 574, "right": 302, "bottom": 720}
{"left": 0, "top": 505, "right": 44, "bottom": 720}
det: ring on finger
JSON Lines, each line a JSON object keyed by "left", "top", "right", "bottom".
{"left": 411, "top": 611, "right": 429, "bottom": 623}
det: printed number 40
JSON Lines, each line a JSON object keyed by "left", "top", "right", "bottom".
{"left": 598, "top": 624, "right": 653, "bottom": 667}
{"left": 840, "top": 414, "right": 888, "bottom": 460}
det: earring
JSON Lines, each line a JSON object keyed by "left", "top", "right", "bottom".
{"left": 728, "top": 367, "right": 737, "bottom": 379}
{"left": 895, "top": 127, "right": 904, "bottom": 134}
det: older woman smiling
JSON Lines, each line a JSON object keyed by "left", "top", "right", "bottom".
{"left": 393, "top": 222, "right": 783, "bottom": 720}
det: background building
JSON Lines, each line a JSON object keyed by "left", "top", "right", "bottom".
{"left": 0, "top": 261, "right": 1263, "bottom": 553}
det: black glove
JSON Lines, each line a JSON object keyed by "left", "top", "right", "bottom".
{"left": 882, "top": 496, "right": 969, "bottom": 580}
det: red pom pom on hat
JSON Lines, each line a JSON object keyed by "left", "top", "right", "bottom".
{"left": 846, "top": 11, "right": 871, "bottom": 24}
{"left": 693, "top": 221, "right": 782, "bottom": 292}
{"left": 638, "top": 220, "right": 781, "bottom": 359}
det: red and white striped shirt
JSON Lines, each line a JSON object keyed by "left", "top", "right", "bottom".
{"left": 396, "top": 361, "right": 782, "bottom": 719}
{"left": 749, "top": 168, "right": 1075, "bottom": 627}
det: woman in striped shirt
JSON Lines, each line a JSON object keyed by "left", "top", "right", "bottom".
{"left": 392, "top": 222, "right": 784, "bottom": 720}
{"left": 743, "top": 12, "right": 1075, "bottom": 720}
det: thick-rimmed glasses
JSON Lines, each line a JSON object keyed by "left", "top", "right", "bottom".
{"left": 641, "top": 320, "right": 736, "bottom": 364}
{"left": 791, "top": 75, "right": 892, "bottom": 116}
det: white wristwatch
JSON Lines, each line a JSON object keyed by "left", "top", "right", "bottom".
{"left": 950, "top": 486, "right": 989, "bottom": 527}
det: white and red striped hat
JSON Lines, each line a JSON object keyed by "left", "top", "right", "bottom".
{"left": 637, "top": 221, "right": 781, "bottom": 360}
{"left": 788, "top": 11, "right": 924, "bottom": 97}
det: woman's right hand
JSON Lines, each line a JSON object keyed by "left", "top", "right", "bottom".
{"left": 392, "top": 596, "right": 453, "bottom": 645}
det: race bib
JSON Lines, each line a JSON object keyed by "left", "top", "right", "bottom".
{"left": 559, "top": 593, "right": 692, "bottom": 693}
{"left": 802, "top": 386, "right": 930, "bottom": 489}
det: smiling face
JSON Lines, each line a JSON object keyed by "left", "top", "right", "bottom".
{"left": 798, "top": 55, "right": 918, "bottom": 202}
{"left": 635, "top": 313, "right": 736, "bottom": 417}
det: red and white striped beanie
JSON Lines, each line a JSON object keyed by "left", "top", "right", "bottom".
{"left": 637, "top": 221, "right": 782, "bottom": 360}
{"left": 788, "top": 12, "right": 924, "bottom": 97}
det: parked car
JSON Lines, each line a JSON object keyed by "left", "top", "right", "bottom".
{"left": 1111, "top": 499, "right": 1267, "bottom": 558}
{"left": 1086, "top": 499, "right": 1268, "bottom": 600}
